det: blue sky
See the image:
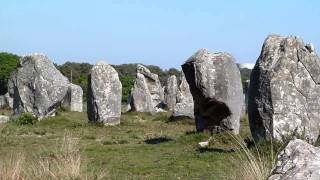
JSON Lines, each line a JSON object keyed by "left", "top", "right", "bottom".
{"left": 1, "top": 0, "right": 319, "bottom": 69}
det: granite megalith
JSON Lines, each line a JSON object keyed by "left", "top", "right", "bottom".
{"left": 9, "top": 53, "right": 69, "bottom": 119}
{"left": 128, "top": 64, "right": 164, "bottom": 113}
{"left": 182, "top": 49, "right": 243, "bottom": 134}
{"left": 171, "top": 72, "right": 194, "bottom": 119}
{"left": 248, "top": 34, "right": 320, "bottom": 143}
{"left": 87, "top": 61, "right": 122, "bottom": 125}
{"left": 165, "top": 75, "right": 178, "bottom": 111}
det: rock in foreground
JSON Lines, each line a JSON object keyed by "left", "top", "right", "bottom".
{"left": 268, "top": 139, "right": 320, "bottom": 180}
{"left": 9, "top": 54, "right": 69, "bottom": 119}
{"left": 182, "top": 49, "right": 243, "bottom": 134}
{"left": 87, "top": 61, "right": 122, "bottom": 125}
{"left": 248, "top": 34, "right": 320, "bottom": 143}
{"left": 0, "top": 115, "right": 9, "bottom": 124}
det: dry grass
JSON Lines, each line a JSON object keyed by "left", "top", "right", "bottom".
{"left": 0, "top": 132, "right": 106, "bottom": 180}
{"left": 225, "top": 132, "right": 276, "bottom": 180}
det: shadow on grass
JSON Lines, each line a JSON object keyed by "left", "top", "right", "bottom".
{"left": 197, "top": 147, "right": 235, "bottom": 153}
{"left": 185, "top": 131, "right": 197, "bottom": 135}
{"left": 144, "top": 137, "right": 173, "bottom": 144}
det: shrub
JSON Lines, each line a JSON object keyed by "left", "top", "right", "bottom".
{"left": 15, "top": 113, "right": 38, "bottom": 125}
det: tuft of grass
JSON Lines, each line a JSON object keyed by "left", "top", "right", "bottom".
{"left": 15, "top": 112, "right": 38, "bottom": 125}
{"left": 221, "top": 132, "right": 279, "bottom": 180}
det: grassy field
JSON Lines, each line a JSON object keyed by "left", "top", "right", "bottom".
{"left": 0, "top": 109, "right": 271, "bottom": 179}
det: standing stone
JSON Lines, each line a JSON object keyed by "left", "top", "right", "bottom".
{"left": 9, "top": 54, "right": 69, "bottom": 119}
{"left": 165, "top": 75, "right": 178, "bottom": 111}
{"left": 63, "top": 83, "right": 83, "bottom": 112}
{"left": 4, "top": 92, "right": 13, "bottom": 109}
{"left": 128, "top": 64, "right": 164, "bottom": 113}
{"left": 182, "top": 49, "right": 243, "bottom": 134}
{"left": 87, "top": 61, "right": 122, "bottom": 125}
{"left": 0, "top": 95, "right": 6, "bottom": 108}
{"left": 268, "top": 139, "right": 320, "bottom": 180}
{"left": 243, "top": 80, "right": 250, "bottom": 113}
{"left": 248, "top": 35, "right": 320, "bottom": 143}
{"left": 171, "top": 72, "right": 194, "bottom": 119}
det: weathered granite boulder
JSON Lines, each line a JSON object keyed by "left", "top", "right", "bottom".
{"left": 9, "top": 54, "right": 69, "bottom": 119}
{"left": 268, "top": 139, "right": 320, "bottom": 180}
{"left": 0, "top": 115, "right": 9, "bottom": 124}
{"left": 4, "top": 92, "right": 13, "bottom": 109}
{"left": 63, "top": 83, "right": 83, "bottom": 112}
{"left": 87, "top": 61, "right": 122, "bottom": 125}
{"left": 128, "top": 64, "right": 164, "bottom": 113}
{"left": 182, "top": 49, "right": 243, "bottom": 134}
{"left": 165, "top": 75, "right": 178, "bottom": 111}
{"left": 171, "top": 72, "right": 194, "bottom": 119}
{"left": 248, "top": 35, "right": 320, "bottom": 143}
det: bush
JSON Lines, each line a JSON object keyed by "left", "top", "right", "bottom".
{"left": 0, "top": 52, "right": 20, "bottom": 95}
{"left": 15, "top": 113, "right": 38, "bottom": 125}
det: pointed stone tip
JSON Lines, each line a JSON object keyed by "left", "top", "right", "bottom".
{"left": 22, "top": 53, "right": 47, "bottom": 58}
{"left": 96, "top": 60, "right": 107, "bottom": 65}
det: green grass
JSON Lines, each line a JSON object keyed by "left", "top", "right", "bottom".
{"left": 0, "top": 110, "right": 254, "bottom": 179}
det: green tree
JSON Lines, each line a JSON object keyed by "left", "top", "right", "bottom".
{"left": 120, "top": 75, "right": 135, "bottom": 102}
{"left": 57, "top": 62, "right": 93, "bottom": 100}
{"left": 0, "top": 52, "right": 19, "bottom": 95}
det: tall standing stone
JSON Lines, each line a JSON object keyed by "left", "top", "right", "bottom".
{"left": 171, "top": 72, "right": 194, "bottom": 119}
{"left": 63, "top": 83, "right": 83, "bottom": 112}
{"left": 248, "top": 35, "right": 320, "bottom": 143}
{"left": 128, "top": 64, "right": 164, "bottom": 113}
{"left": 165, "top": 75, "right": 178, "bottom": 111}
{"left": 87, "top": 61, "right": 122, "bottom": 125}
{"left": 9, "top": 54, "right": 69, "bottom": 119}
{"left": 182, "top": 49, "right": 243, "bottom": 134}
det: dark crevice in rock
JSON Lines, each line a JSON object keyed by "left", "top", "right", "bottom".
{"left": 297, "top": 49, "right": 319, "bottom": 85}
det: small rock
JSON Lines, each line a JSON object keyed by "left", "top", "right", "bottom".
{"left": 198, "top": 141, "right": 209, "bottom": 148}
{"left": 0, "top": 115, "right": 10, "bottom": 123}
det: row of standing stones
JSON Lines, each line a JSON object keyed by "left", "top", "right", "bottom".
{"left": 1, "top": 34, "right": 320, "bottom": 179}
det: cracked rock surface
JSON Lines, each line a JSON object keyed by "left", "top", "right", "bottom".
{"left": 248, "top": 34, "right": 320, "bottom": 143}
{"left": 87, "top": 61, "right": 122, "bottom": 125}
{"left": 9, "top": 54, "right": 69, "bottom": 119}
{"left": 268, "top": 139, "right": 320, "bottom": 180}
{"left": 182, "top": 49, "right": 243, "bottom": 134}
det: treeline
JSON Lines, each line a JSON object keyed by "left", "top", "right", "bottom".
{"left": 0, "top": 52, "right": 251, "bottom": 103}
